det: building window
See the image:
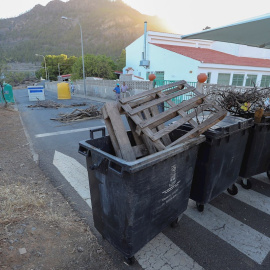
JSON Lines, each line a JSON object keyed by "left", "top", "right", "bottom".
{"left": 232, "top": 74, "right": 244, "bottom": 86}
{"left": 217, "top": 73, "right": 230, "bottom": 85}
{"left": 206, "top": 72, "right": 211, "bottom": 83}
{"left": 155, "top": 71, "right": 164, "bottom": 81}
{"left": 245, "top": 74, "right": 257, "bottom": 86}
{"left": 260, "top": 75, "right": 270, "bottom": 87}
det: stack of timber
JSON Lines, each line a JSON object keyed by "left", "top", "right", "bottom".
{"left": 102, "top": 80, "right": 227, "bottom": 161}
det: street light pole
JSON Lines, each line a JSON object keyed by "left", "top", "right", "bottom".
{"left": 35, "top": 54, "right": 48, "bottom": 80}
{"left": 61, "top": 16, "right": 86, "bottom": 96}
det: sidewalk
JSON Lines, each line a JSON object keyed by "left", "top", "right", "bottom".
{"left": 0, "top": 104, "right": 119, "bottom": 269}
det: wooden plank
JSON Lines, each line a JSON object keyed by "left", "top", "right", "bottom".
{"left": 142, "top": 108, "right": 166, "bottom": 152}
{"left": 138, "top": 96, "right": 204, "bottom": 130}
{"left": 157, "top": 91, "right": 200, "bottom": 127}
{"left": 167, "top": 110, "right": 227, "bottom": 148}
{"left": 127, "top": 116, "right": 154, "bottom": 156}
{"left": 101, "top": 104, "right": 109, "bottom": 119}
{"left": 128, "top": 87, "right": 197, "bottom": 116}
{"left": 141, "top": 134, "right": 158, "bottom": 154}
{"left": 153, "top": 139, "right": 166, "bottom": 151}
{"left": 103, "top": 103, "right": 136, "bottom": 161}
{"left": 150, "top": 104, "right": 211, "bottom": 141}
{"left": 122, "top": 104, "right": 153, "bottom": 135}
{"left": 128, "top": 95, "right": 156, "bottom": 109}
{"left": 149, "top": 105, "right": 172, "bottom": 146}
{"left": 126, "top": 116, "right": 144, "bottom": 146}
{"left": 127, "top": 85, "right": 193, "bottom": 109}
{"left": 143, "top": 108, "right": 152, "bottom": 119}
{"left": 102, "top": 107, "right": 122, "bottom": 158}
{"left": 162, "top": 84, "right": 186, "bottom": 95}
{"left": 132, "top": 144, "right": 149, "bottom": 158}
{"left": 120, "top": 80, "right": 187, "bottom": 104}
{"left": 122, "top": 104, "right": 157, "bottom": 154}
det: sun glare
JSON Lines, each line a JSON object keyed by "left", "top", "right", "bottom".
{"left": 1, "top": 0, "right": 270, "bottom": 35}
{"left": 122, "top": 0, "right": 270, "bottom": 35}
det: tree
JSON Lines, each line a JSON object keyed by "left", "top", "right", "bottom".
{"left": 35, "top": 69, "right": 44, "bottom": 80}
{"left": 5, "top": 72, "right": 30, "bottom": 86}
{"left": 36, "top": 54, "right": 78, "bottom": 81}
{"left": 115, "top": 49, "right": 126, "bottom": 72}
{"left": 0, "top": 46, "right": 8, "bottom": 82}
{"left": 60, "top": 56, "right": 77, "bottom": 76}
{"left": 71, "top": 54, "right": 116, "bottom": 80}
{"left": 46, "top": 54, "right": 68, "bottom": 81}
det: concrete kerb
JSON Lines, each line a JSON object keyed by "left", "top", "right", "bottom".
{"left": 9, "top": 102, "right": 40, "bottom": 164}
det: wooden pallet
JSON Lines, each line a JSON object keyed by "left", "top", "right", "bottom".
{"left": 119, "top": 80, "right": 227, "bottom": 152}
{"left": 102, "top": 102, "right": 149, "bottom": 161}
{"left": 101, "top": 80, "right": 226, "bottom": 160}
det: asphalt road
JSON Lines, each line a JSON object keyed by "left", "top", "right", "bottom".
{"left": 13, "top": 88, "right": 270, "bottom": 270}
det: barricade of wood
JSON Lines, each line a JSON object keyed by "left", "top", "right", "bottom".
{"left": 102, "top": 80, "right": 227, "bottom": 161}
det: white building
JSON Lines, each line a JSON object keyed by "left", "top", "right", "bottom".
{"left": 124, "top": 28, "right": 270, "bottom": 87}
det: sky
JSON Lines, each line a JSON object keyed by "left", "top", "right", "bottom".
{"left": 1, "top": 0, "right": 270, "bottom": 34}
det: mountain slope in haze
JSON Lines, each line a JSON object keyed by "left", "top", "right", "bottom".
{"left": 0, "top": 0, "right": 171, "bottom": 62}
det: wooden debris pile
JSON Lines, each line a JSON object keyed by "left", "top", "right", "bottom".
{"left": 208, "top": 86, "right": 270, "bottom": 118}
{"left": 51, "top": 105, "right": 101, "bottom": 122}
{"left": 28, "top": 100, "right": 87, "bottom": 109}
{"left": 102, "top": 80, "right": 227, "bottom": 161}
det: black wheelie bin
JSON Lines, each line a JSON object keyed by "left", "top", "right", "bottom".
{"left": 239, "top": 116, "right": 270, "bottom": 189}
{"left": 79, "top": 128, "right": 205, "bottom": 264}
{"left": 176, "top": 116, "right": 253, "bottom": 212}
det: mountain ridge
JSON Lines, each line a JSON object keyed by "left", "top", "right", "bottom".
{"left": 0, "top": 0, "right": 171, "bottom": 63}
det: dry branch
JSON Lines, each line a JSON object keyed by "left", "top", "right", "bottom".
{"left": 208, "top": 86, "right": 270, "bottom": 118}
{"left": 28, "top": 100, "right": 87, "bottom": 109}
{"left": 51, "top": 105, "right": 101, "bottom": 122}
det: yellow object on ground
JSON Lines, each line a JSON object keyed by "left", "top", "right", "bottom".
{"left": 57, "top": 82, "right": 71, "bottom": 99}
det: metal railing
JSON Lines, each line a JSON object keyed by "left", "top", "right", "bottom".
{"left": 154, "top": 80, "right": 197, "bottom": 107}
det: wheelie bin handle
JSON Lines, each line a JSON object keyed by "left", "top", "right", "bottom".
{"left": 90, "top": 127, "right": 106, "bottom": 140}
{"left": 91, "top": 159, "right": 124, "bottom": 176}
{"left": 90, "top": 164, "right": 99, "bottom": 170}
{"left": 78, "top": 145, "right": 89, "bottom": 156}
{"left": 90, "top": 158, "right": 110, "bottom": 175}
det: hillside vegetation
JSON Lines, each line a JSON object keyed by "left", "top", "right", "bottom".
{"left": 0, "top": 0, "right": 170, "bottom": 63}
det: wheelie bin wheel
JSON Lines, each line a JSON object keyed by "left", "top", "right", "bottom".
{"left": 170, "top": 218, "right": 179, "bottom": 228}
{"left": 196, "top": 202, "right": 204, "bottom": 212}
{"left": 124, "top": 256, "right": 135, "bottom": 265}
{"left": 227, "top": 184, "right": 238, "bottom": 195}
{"left": 240, "top": 178, "right": 252, "bottom": 189}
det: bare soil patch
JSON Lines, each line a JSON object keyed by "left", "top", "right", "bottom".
{"left": 0, "top": 105, "right": 118, "bottom": 270}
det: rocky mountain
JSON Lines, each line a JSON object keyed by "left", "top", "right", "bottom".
{"left": 0, "top": 0, "right": 170, "bottom": 63}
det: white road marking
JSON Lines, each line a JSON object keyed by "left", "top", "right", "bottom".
{"left": 52, "top": 151, "right": 270, "bottom": 267}
{"left": 252, "top": 173, "right": 270, "bottom": 185}
{"left": 227, "top": 183, "right": 270, "bottom": 215}
{"left": 54, "top": 151, "right": 204, "bottom": 269}
{"left": 185, "top": 201, "right": 270, "bottom": 264}
{"left": 53, "top": 151, "right": 91, "bottom": 207}
{"left": 135, "top": 233, "right": 204, "bottom": 270}
{"left": 35, "top": 125, "right": 105, "bottom": 138}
